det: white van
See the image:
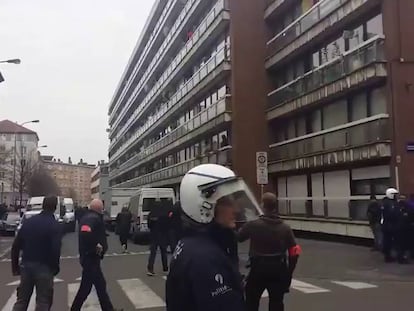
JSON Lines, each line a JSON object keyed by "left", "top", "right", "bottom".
{"left": 129, "top": 188, "right": 175, "bottom": 243}
{"left": 63, "top": 198, "right": 76, "bottom": 232}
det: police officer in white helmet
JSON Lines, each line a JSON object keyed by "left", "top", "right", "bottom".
{"left": 166, "top": 164, "right": 261, "bottom": 311}
{"left": 382, "top": 188, "right": 400, "bottom": 262}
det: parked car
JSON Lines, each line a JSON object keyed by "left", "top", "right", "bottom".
{"left": 0, "top": 212, "right": 21, "bottom": 236}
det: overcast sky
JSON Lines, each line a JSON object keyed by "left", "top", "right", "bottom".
{"left": 0, "top": 0, "right": 155, "bottom": 165}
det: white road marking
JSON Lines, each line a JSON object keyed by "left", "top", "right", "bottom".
{"left": 118, "top": 278, "right": 165, "bottom": 309}
{"left": 262, "top": 290, "right": 269, "bottom": 298}
{"left": 0, "top": 246, "right": 12, "bottom": 259}
{"left": 291, "top": 279, "right": 330, "bottom": 294}
{"left": 331, "top": 281, "right": 378, "bottom": 289}
{"left": 75, "top": 277, "right": 82, "bottom": 281}
{"left": 6, "top": 278, "right": 63, "bottom": 286}
{"left": 68, "top": 283, "right": 100, "bottom": 310}
{"left": 2, "top": 289, "right": 36, "bottom": 310}
{"left": 162, "top": 276, "right": 167, "bottom": 280}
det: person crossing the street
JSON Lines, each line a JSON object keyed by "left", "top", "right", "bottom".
{"left": 70, "top": 199, "right": 122, "bottom": 311}
{"left": 166, "top": 164, "right": 261, "bottom": 311}
{"left": 115, "top": 206, "right": 132, "bottom": 253}
{"left": 238, "top": 192, "right": 301, "bottom": 311}
{"left": 11, "top": 195, "right": 62, "bottom": 311}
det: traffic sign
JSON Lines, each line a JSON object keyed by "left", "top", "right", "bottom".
{"left": 256, "top": 152, "right": 268, "bottom": 185}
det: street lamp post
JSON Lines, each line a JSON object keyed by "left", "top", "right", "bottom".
{"left": 11, "top": 120, "right": 39, "bottom": 208}
{"left": 0, "top": 59, "right": 21, "bottom": 64}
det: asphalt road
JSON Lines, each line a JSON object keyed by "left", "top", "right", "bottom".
{"left": 1, "top": 231, "right": 414, "bottom": 310}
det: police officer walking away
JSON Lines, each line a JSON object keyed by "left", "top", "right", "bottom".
{"left": 166, "top": 164, "right": 261, "bottom": 311}
{"left": 70, "top": 199, "right": 122, "bottom": 311}
{"left": 11, "top": 196, "right": 62, "bottom": 311}
{"left": 382, "top": 188, "right": 400, "bottom": 263}
{"left": 147, "top": 201, "right": 169, "bottom": 276}
{"left": 238, "top": 192, "right": 301, "bottom": 311}
{"left": 116, "top": 207, "right": 132, "bottom": 253}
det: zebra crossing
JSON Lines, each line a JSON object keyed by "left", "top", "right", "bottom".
{"left": 1, "top": 276, "right": 378, "bottom": 310}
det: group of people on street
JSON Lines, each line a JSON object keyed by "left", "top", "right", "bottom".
{"left": 10, "top": 163, "right": 299, "bottom": 311}
{"left": 367, "top": 188, "right": 414, "bottom": 263}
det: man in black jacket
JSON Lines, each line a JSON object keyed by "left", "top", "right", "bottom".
{"left": 11, "top": 196, "right": 62, "bottom": 311}
{"left": 367, "top": 194, "right": 382, "bottom": 251}
{"left": 70, "top": 199, "right": 122, "bottom": 311}
{"left": 116, "top": 207, "right": 132, "bottom": 253}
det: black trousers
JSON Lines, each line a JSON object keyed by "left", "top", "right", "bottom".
{"left": 245, "top": 258, "right": 289, "bottom": 311}
{"left": 13, "top": 262, "right": 54, "bottom": 311}
{"left": 71, "top": 259, "right": 114, "bottom": 311}
{"left": 119, "top": 232, "right": 128, "bottom": 248}
{"left": 147, "top": 232, "right": 168, "bottom": 272}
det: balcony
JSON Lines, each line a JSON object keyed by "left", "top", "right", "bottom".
{"left": 112, "top": 146, "right": 232, "bottom": 188}
{"left": 110, "top": 0, "right": 230, "bottom": 144}
{"left": 268, "top": 115, "right": 391, "bottom": 172}
{"left": 266, "top": 0, "right": 377, "bottom": 69}
{"left": 267, "top": 36, "right": 386, "bottom": 118}
{"left": 110, "top": 0, "right": 176, "bottom": 115}
{"left": 109, "top": 45, "right": 230, "bottom": 162}
{"left": 110, "top": 97, "right": 231, "bottom": 179}
{"left": 111, "top": 0, "right": 226, "bottom": 129}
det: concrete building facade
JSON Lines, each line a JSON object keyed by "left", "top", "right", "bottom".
{"left": 91, "top": 161, "right": 110, "bottom": 209}
{"left": 43, "top": 158, "right": 95, "bottom": 206}
{"left": 108, "top": 0, "right": 414, "bottom": 237}
{"left": 0, "top": 120, "right": 40, "bottom": 206}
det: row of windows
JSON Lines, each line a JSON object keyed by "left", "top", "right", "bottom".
{"left": 113, "top": 130, "right": 230, "bottom": 185}
{"left": 272, "top": 86, "right": 387, "bottom": 143}
{"left": 0, "top": 134, "right": 37, "bottom": 142}
{"left": 273, "top": 14, "right": 383, "bottom": 88}
{"left": 116, "top": 85, "right": 228, "bottom": 167}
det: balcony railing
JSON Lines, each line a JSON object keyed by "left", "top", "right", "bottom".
{"left": 113, "top": 146, "right": 232, "bottom": 188}
{"left": 268, "top": 36, "right": 385, "bottom": 110}
{"left": 110, "top": 0, "right": 228, "bottom": 144}
{"left": 110, "top": 97, "right": 231, "bottom": 178}
{"left": 269, "top": 114, "right": 390, "bottom": 162}
{"left": 110, "top": 45, "right": 229, "bottom": 162}
{"left": 267, "top": 0, "right": 348, "bottom": 57}
{"left": 111, "top": 0, "right": 226, "bottom": 130}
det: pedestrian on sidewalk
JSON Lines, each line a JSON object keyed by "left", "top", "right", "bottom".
{"left": 367, "top": 194, "right": 382, "bottom": 251}
{"left": 382, "top": 188, "right": 400, "bottom": 263}
{"left": 147, "top": 201, "right": 169, "bottom": 276}
{"left": 116, "top": 207, "right": 132, "bottom": 253}
{"left": 70, "top": 199, "right": 122, "bottom": 311}
{"left": 11, "top": 196, "right": 62, "bottom": 311}
{"left": 238, "top": 192, "right": 301, "bottom": 311}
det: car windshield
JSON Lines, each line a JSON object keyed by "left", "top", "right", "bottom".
{"left": 65, "top": 204, "right": 74, "bottom": 212}
{"left": 6, "top": 213, "right": 20, "bottom": 222}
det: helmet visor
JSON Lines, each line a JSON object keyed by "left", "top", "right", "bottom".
{"left": 199, "top": 177, "right": 262, "bottom": 224}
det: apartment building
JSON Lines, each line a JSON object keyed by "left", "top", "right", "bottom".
{"left": 91, "top": 161, "right": 110, "bottom": 209}
{"left": 0, "top": 120, "right": 40, "bottom": 206}
{"left": 43, "top": 158, "right": 95, "bottom": 206}
{"left": 108, "top": 0, "right": 268, "bottom": 199}
{"left": 108, "top": 0, "right": 414, "bottom": 236}
{"left": 265, "top": 0, "right": 414, "bottom": 235}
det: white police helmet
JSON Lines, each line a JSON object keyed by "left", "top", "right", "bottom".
{"left": 385, "top": 188, "right": 399, "bottom": 200}
{"left": 179, "top": 164, "right": 261, "bottom": 225}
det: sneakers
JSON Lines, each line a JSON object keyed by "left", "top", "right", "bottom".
{"left": 147, "top": 270, "right": 156, "bottom": 277}
{"left": 122, "top": 245, "right": 129, "bottom": 254}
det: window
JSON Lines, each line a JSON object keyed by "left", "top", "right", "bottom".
{"left": 351, "top": 93, "right": 368, "bottom": 121}
{"left": 0, "top": 172, "right": 5, "bottom": 178}
{"left": 142, "top": 198, "right": 156, "bottom": 212}
{"left": 348, "top": 25, "right": 364, "bottom": 50}
{"left": 323, "top": 99, "right": 347, "bottom": 129}
{"left": 0, "top": 145, "right": 5, "bottom": 152}
{"left": 366, "top": 14, "right": 383, "bottom": 39}
{"left": 370, "top": 86, "right": 387, "bottom": 115}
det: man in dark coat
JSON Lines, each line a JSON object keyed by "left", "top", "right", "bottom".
{"left": 116, "top": 207, "right": 132, "bottom": 253}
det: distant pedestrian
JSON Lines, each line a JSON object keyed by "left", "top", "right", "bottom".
{"left": 167, "top": 201, "right": 183, "bottom": 253}
{"left": 11, "top": 196, "right": 62, "bottom": 311}
{"left": 70, "top": 199, "right": 122, "bottom": 311}
{"left": 367, "top": 194, "right": 382, "bottom": 251}
{"left": 116, "top": 207, "right": 132, "bottom": 253}
{"left": 382, "top": 188, "right": 400, "bottom": 263}
{"left": 147, "top": 201, "right": 169, "bottom": 276}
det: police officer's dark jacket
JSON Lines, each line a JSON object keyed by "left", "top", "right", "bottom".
{"left": 166, "top": 223, "right": 245, "bottom": 311}
{"left": 11, "top": 211, "right": 61, "bottom": 275}
{"left": 78, "top": 210, "right": 108, "bottom": 261}
{"left": 238, "top": 214, "right": 296, "bottom": 257}
{"left": 382, "top": 197, "right": 400, "bottom": 231}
